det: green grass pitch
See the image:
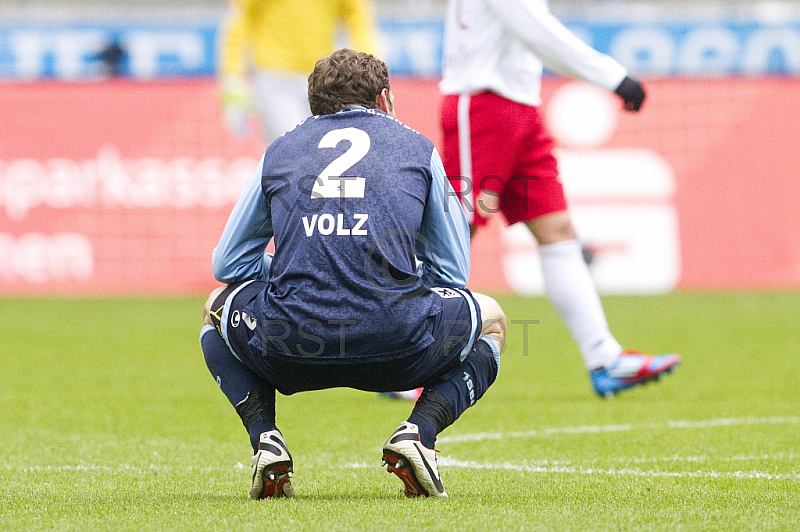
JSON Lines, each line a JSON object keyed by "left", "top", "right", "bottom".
{"left": 1, "top": 292, "right": 798, "bottom": 530}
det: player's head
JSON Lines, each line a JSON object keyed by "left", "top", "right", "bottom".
{"left": 308, "top": 49, "right": 394, "bottom": 117}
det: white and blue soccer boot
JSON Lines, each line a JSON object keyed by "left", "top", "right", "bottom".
{"left": 591, "top": 350, "right": 681, "bottom": 398}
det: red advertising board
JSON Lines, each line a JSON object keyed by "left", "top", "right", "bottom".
{"left": 1, "top": 78, "right": 799, "bottom": 294}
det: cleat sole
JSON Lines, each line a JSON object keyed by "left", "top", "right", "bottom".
{"left": 252, "top": 461, "right": 294, "bottom": 499}
{"left": 382, "top": 450, "right": 428, "bottom": 498}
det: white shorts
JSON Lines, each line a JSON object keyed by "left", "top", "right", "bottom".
{"left": 251, "top": 68, "right": 311, "bottom": 142}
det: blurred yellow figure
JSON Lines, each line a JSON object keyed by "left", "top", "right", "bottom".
{"left": 218, "top": 0, "right": 379, "bottom": 142}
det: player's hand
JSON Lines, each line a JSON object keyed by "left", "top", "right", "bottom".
{"left": 475, "top": 190, "right": 500, "bottom": 220}
{"left": 220, "top": 75, "right": 254, "bottom": 137}
{"left": 614, "top": 76, "right": 646, "bottom": 112}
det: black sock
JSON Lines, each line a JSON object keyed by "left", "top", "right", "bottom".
{"left": 201, "top": 326, "right": 276, "bottom": 452}
{"left": 408, "top": 338, "right": 500, "bottom": 448}
{"left": 408, "top": 391, "right": 453, "bottom": 448}
{"left": 235, "top": 390, "right": 277, "bottom": 452}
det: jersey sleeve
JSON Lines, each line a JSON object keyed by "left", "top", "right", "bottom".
{"left": 211, "top": 154, "right": 275, "bottom": 283}
{"left": 416, "top": 148, "right": 471, "bottom": 289}
{"left": 486, "top": 0, "right": 627, "bottom": 90}
{"left": 217, "top": 0, "right": 250, "bottom": 77}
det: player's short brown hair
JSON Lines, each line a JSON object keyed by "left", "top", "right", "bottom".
{"left": 308, "top": 49, "right": 390, "bottom": 116}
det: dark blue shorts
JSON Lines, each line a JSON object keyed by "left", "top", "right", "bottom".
{"left": 209, "top": 281, "right": 482, "bottom": 395}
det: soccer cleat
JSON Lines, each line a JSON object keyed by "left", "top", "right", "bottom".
{"left": 248, "top": 430, "right": 295, "bottom": 499}
{"left": 591, "top": 350, "right": 681, "bottom": 398}
{"left": 381, "top": 422, "right": 447, "bottom": 498}
{"left": 379, "top": 388, "right": 423, "bottom": 401}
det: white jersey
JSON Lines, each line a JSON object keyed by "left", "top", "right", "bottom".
{"left": 440, "top": 0, "right": 628, "bottom": 106}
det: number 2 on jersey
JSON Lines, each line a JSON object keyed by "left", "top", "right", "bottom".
{"left": 312, "top": 128, "right": 369, "bottom": 198}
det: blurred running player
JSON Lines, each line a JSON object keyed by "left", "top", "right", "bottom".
{"left": 440, "top": 0, "right": 679, "bottom": 397}
{"left": 200, "top": 49, "right": 505, "bottom": 499}
{"left": 218, "top": 0, "right": 378, "bottom": 142}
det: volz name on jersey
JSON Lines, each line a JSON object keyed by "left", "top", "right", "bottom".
{"left": 302, "top": 213, "right": 368, "bottom": 236}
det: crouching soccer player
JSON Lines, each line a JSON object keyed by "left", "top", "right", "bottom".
{"left": 200, "top": 49, "right": 505, "bottom": 498}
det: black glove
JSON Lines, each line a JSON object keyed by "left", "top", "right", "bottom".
{"left": 614, "top": 76, "right": 646, "bottom": 112}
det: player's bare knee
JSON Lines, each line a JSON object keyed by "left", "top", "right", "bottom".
{"left": 473, "top": 292, "right": 506, "bottom": 340}
{"left": 526, "top": 211, "right": 576, "bottom": 245}
{"left": 203, "top": 286, "right": 226, "bottom": 325}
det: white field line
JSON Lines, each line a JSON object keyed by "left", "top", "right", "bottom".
{"left": 345, "top": 457, "right": 800, "bottom": 481}
{"left": 15, "top": 461, "right": 798, "bottom": 482}
{"left": 11, "top": 456, "right": 799, "bottom": 482}
{"left": 436, "top": 458, "right": 800, "bottom": 481}
{"left": 9, "top": 463, "right": 249, "bottom": 473}
{"left": 350, "top": 452, "right": 798, "bottom": 470}
{"left": 619, "top": 452, "right": 799, "bottom": 465}
{"left": 437, "top": 416, "right": 800, "bottom": 444}
{"left": 8, "top": 417, "right": 798, "bottom": 479}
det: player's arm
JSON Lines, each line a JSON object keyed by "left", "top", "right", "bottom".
{"left": 218, "top": 0, "right": 256, "bottom": 135}
{"left": 342, "top": 0, "right": 379, "bottom": 54}
{"left": 487, "top": 0, "right": 645, "bottom": 111}
{"left": 416, "top": 148, "right": 471, "bottom": 289}
{"left": 487, "top": 0, "right": 627, "bottom": 91}
{"left": 218, "top": 0, "right": 249, "bottom": 78}
{"left": 212, "top": 154, "right": 274, "bottom": 283}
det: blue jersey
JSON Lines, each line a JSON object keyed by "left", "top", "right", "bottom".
{"left": 212, "top": 107, "right": 470, "bottom": 361}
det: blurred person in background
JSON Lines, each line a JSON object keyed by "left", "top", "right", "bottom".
{"left": 217, "top": 0, "right": 379, "bottom": 142}
{"left": 92, "top": 38, "right": 126, "bottom": 78}
{"left": 440, "top": 0, "right": 680, "bottom": 398}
